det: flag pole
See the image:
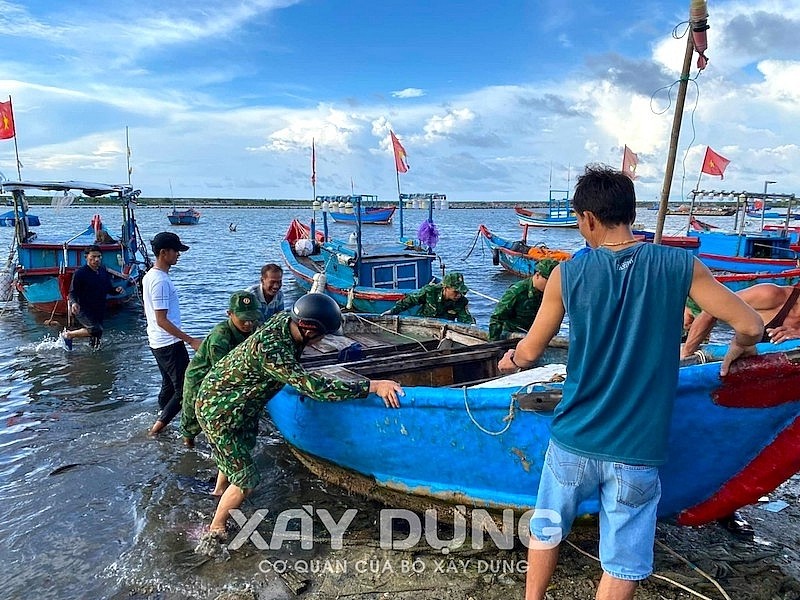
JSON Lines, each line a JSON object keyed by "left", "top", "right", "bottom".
{"left": 9, "top": 97, "right": 22, "bottom": 180}
{"left": 396, "top": 168, "right": 403, "bottom": 239}
{"left": 654, "top": 31, "right": 695, "bottom": 244}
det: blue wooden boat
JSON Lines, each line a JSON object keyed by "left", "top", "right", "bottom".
{"left": 515, "top": 190, "right": 577, "bottom": 228}
{"left": 269, "top": 334, "right": 800, "bottom": 525}
{"left": 0, "top": 210, "right": 40, "bottom": 227}
{"left": 281, "top": 215, "right": 438, "bottom": 314}
{"left": 478, "top": 225, "right": 571, "bottom": 278}
{"left": 323, "top": 195, "right": 396, "bottom": 225}
{"left": 167, "top": 207, "right": 201, "bottom": 225}
{"left": 3, "top": 180, "right": 151, "bottom": 315}
{"left": 688, "top": 218, "right": 799, "bottom": 274}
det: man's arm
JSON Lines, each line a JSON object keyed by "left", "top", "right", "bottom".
{"left": 498, "top": 265, "right": 565, "bottom": 372}
{"left": 681, "top": 309, "right": 719, "bottom": 357}
{"left": 455, "top": 301, "right": 475, "bottom": 324}
{"left": 688, "top": 258, "right": 763, "bottom": 375}
{"left": 154, "top": 309, "right": 202, "bottom": 350}
{"left": 488, "top": 287, "right": 517, "bottom": 340}
{"left": 388, "top": 288, "right": 425, "bottom": 315}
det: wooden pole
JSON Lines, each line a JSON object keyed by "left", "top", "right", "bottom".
{"left": 654, "top": 32, "right": 694, "bottom": 244}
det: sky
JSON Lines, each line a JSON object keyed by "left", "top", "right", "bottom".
{"left": 0, "top": 0, "right": 798, "bottom": 202}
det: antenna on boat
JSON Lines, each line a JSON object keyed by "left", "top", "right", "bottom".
{"left": 125, "top": 126, "right": 132, "bottom": 185}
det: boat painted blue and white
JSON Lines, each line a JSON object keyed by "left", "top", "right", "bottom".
{"left": 2, "top": 180, "right": 151, "bottom": 315}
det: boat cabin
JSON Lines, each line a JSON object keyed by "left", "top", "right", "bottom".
{"left": 319, "top": 239, "right": 435, "bottom": 291}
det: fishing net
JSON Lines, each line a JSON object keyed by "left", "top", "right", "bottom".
{"left": 51, "top": 191, "right": 75, "bottom": 210}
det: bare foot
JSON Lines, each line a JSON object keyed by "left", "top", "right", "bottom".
{"left": 182, "top": 436, "right": 194, "bottom": 448}
{"left": 148, "top": 420, "right": 166, "bottom": 436}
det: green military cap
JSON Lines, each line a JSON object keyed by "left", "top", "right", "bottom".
{"left": 535, "top": 258, "right": 559, "bottom": 279}
{"left": 442, "top": 272, "right": 469, "bottom": 294}
{"left": 229, "top": 290, "right": 262, "bottom": 321}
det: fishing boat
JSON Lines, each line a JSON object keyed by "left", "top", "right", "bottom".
{"left": 324, "top": 195, "right": 396, "bottom": 225}
{"left": 3, "top": 180, "right": 151, "bottom": 315}
{"left": 515, "top": 190, "right": 577, "bottom": 228}
{"left": 268, "top": 335, "right": 800, "bottom": 525}
{"left": 688, "top": 217, "right": 799, "bottom": 274}
{"left": 477, "top": 225, "right": 571, "bottom": 278}
{"left": 167, "top": 206, "right": 201, "bottom": 226}
{"left": 282, "top": 209, "right": 439, "bottom": 314}
{"left": 0, "top": 210, "right": 40, "bottom": 227}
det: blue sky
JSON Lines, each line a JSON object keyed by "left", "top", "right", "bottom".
{"left": 1, "top": 0, "right": 798, "bottom": 202}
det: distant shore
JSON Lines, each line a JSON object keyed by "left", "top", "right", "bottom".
{"left": 14, "top": 196, "right": 750, "bottom": 210}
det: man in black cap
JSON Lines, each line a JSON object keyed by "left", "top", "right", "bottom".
{"left": 142, "top": 232, "right": 202, "bottom": 436}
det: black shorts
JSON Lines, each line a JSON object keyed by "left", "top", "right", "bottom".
{"left": 75, "top": 312, "right": 104, "bottom": 339}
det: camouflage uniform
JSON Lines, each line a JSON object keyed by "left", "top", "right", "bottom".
{"left": 195, "top": 312, "right": 370, "bottom": 489}
{"left": 488, "top": 278, "right": 543, "bottom": 340}
{"left": 388, "top": 283, "right": 474, "bottom": 323}
{"left": 179, "top": 319, "right": 251, "bottom": 441}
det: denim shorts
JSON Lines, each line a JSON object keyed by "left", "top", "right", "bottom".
{"left": 530, "top": 441, "right": 661, "bottom": 581}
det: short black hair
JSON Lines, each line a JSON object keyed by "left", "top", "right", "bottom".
{"left": 85, "top": 244, "right": 102, "bottom": 255}
{"left": 572, "top": 164, "right": 636, "bottom": 226}
{"left": 261, "top": 263, "right": 283, "bottom": 277}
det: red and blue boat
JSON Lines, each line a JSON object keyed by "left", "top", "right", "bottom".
{"left": 167, "top": 206, "right": 201, "bottom": 225}
{"left": 3, "top": 180, "right": 151, "bottom": 315}
{"left": 269, "top": 332, "right": 800, "bottom": 525}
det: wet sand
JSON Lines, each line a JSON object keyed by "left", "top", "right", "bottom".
{"left": 116, "top": 474, "right": 800, "bottom": 600}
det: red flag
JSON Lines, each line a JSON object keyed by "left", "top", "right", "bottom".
{"left": 0, "top": 99, "right": 15, "bottom": 140}
{"left": 701, "top": 146, "right": 730, "bottom": 179}
{"left": 390, "top": 130, "right": 409, "bottom": 173}
{"left": 622, "top": 145, "right": 638, "bottom": 180}
{"left": 311, "top": 139, "right": 316, "bottom": 185}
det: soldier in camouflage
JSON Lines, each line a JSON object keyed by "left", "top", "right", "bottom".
{"left": 180, "top": 290, "right": 263, "bottom": 448}
{"left": 194, "top": 294, "right": 403, "bottom": 552}
{"left": 488, "top": 258, "right": 558, "bottom": 340}
{"left": 383, "top": 271, "right": 475, "bottom": 324}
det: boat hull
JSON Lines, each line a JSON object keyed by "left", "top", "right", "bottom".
{"left": 329, "top": 207, "right": 396, "bottom": 225}
{"left": 268, "top": 340, "right": 800, "bottom": 524}
{"left": 478, "top": 225, "right": 571, "bottom": 278}
{"left": 167, "top": 208, "right": 201, "bottom": 225}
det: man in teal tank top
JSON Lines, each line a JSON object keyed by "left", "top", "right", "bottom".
{"left": 498, "top": 165, "right": 763, "bottom": 600}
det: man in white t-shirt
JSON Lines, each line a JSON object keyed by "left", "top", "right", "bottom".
{"left": 142, "top": 232, "right": 202, "bottom": 435}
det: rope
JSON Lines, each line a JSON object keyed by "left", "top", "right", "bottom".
{"left": 458, "top": 228, "right": 482, "bottom": 261}
{"left": 462, "top": 386, "right": 515, "bottom": 435}
{"left": 655, "top": 539, "right": 733, "bottom": 600}
{"left": 351, "top": 313, "right": 428, "bottom": 351}
{"left": 468, "top": 288, "right": 500, "bottom": 303}
{"left": 562, "top": 538, "right": 730, "bottom": 600}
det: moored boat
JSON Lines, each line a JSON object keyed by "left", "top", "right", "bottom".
{"left": 3, "top": 180, "right": 151, "bottom": 315}
{"left": 515, "top": 190, "right": 577, "bottom": 228}
{"left": 478, "top": 225, "right": 571, "bottom": 278}
{"left": 167, "top": 207, "right": 201, "bottom": 225}
{"left": 268, "top": 336, "right": 800, "bottom": 525}
{"left": 323, "top": 195, "right": 396, "bottom": 225}
{"left": 688, "top": 217, "right": 799, "bottom": 274}
{"left": 282, "top": 217, "right": 439, "bottom": 314}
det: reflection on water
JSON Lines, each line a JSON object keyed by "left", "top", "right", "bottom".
{"left": 0, "top": 206, "right": 741, "bottom": 597}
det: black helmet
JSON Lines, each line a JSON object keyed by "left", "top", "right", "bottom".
{"left": 291, "top": 293, "right": 342, "bottom": 335}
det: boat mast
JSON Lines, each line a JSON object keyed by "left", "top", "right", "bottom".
{"left": 654, "top": 31, "right": 695, "bottom": 244}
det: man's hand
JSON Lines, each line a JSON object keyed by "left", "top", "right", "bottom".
{"left": 369, "top": 380, "right": 404, "bottom": 408}
{"left": 765, "top": 326, "right": 800, "bottom": 345}
{"left": 720, "top": 341, "right": 757, "bottom": 376}
{"left": 498, "top": 349, "right": 519, "bottom": 373}
{"left": 187, "top": 337, "right": 202, "bottom": 351}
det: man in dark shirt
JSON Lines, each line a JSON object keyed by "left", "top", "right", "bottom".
{"left": 62, "top": 245, "right": 123, "bottom": 349}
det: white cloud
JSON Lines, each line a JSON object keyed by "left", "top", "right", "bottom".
{"left": 391, "top": 88, "right": 425, "bottom": 99}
